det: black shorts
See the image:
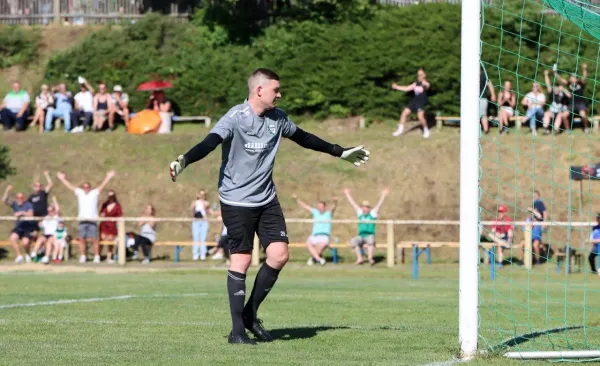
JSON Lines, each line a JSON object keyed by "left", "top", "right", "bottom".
{"left": 571, "top": 102, "right": 587, "bottom": 113}
{"left": 220, "top": 197, "right": 289, "bottom": 255}
{"left": 11, "top": 226, "right": 34, "bottom": 240}
{"left": 407, "top": 96, "right": 427, "bottom": 113}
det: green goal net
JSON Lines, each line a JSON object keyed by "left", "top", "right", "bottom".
{"left": 478, "top": 0, "right": 600, "bottom": 360}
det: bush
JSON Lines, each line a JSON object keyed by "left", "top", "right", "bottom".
{"left": 0, "top": 26, "right": 40, "bottom": 69}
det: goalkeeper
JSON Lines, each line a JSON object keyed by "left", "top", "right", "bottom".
{"left": 169, "top": 68, "right": 370, "bottom": 345}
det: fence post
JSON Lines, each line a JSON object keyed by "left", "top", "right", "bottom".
{"left": 252, "top": 235, "right": 260, "bottom": 266}
{"left": 524, "top": 221, "right": 533, "bottom": 270}
{"left": 53, "top": 0, "right": 60, "bottom": 24}
{"left": 117, "top": 218, "right": 126, "bottom": 266}
{"left": 386, "top": 221, "right": 395, "bottom": 268}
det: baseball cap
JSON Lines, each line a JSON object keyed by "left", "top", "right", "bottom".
{"left": 361, "top": 200, "right": 370, "bottom": 207}
{"left": 498, "top": 205, "right": 508, "bottom": 213}
{"left": 596, "top": 213, "right": 600, "bottom": 219}
{"left": 113, "top": 85, "right": 123, "bottom": 92}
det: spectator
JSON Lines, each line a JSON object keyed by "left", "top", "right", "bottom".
{"left": 128, "top": 204, "right": 156, "bottom": 264}
{"left": 45, "top": 83, "right": 73, "bottom": 132}
{"left": 191, "top": 190, "right": 212, "bottom": 261}
{"left": 56, "top": 170, "right": 116, "bottom": 264}
{"left": 0, "top": 81, "right": 31, "bottom": 131}
{"left": 391, "top": 68, "right": 431, "bottom": 138}
{"left": 28, "top": 171, "right": 53, "bottom": 218}
{"left": 343, "top": 188, "right": 390, "bottom": 265}
{"left": 51, "top": 220, "right": 68, "bottom": 264}
{"left": 489, "top": 204, "right": 514, "bottom": 264}
{"left": 30, "top": 84, "right": 54, "bottom": 133}
{"left": 292, "top": 193, "right": 338, "bottom": 266}
{"left": 498, "top": 81, "right": 516, "bottom": 134}
{"left": 147, "top": 90, "right": 172, "bottom": 133}
{"left": 527, "top": 190, "right": 548, "bottom": 263}
{"left": 99, "top": 190, "right": 123, "bottom": 264}
{"left": 2, "top": 186, "right": 35, "bottom": 263}
{"left": 589, "top": 214, "right": 600, "bottom": 275}
{"left": 543, "top": 69, "right": 570, "bottom": 134}
{"left": 92, "top": 83, "right": 113, "bottom": 131}
{"left": 109, "top": 85, "right": 130, "bottom": 129}
{"left": 70, "top": 78, "right": 95, "bottom": 133}
{"left": 210, "top": 221, "right": 230, "bottom": 263}
{"left": 522, "top": 82, "right": 546, "bottom": 136}
{"left": 556, "top": 63, "right": 588, "bottom": 133}
{"left": 30, "top": 196, "right": 60, "bottom": 264}
{"left": 480, "top": 67, "right": 496, "bottom": 134}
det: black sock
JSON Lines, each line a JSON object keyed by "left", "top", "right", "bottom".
{"left": 227, "top": 270, "right": 246, "bottom": 335}
{"left": 244, "top": 263, "right": 281, "bottom": 321}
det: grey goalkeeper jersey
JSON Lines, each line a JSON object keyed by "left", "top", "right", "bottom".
{"left": 210, "top": 100, "right": 297, "bottom": 207}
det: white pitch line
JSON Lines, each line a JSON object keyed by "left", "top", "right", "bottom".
{"left": 0, "top": 293, "right": 208, "bottom": 310}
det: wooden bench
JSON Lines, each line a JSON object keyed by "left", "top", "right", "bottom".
{"left": 436, "top": 115, "right": 600, "bottom": 132}
{"left": 172, "top": 115, "right": 212, "bottom": 128}
{"left": 555, "top": 249, "right": 584, "bottom": 274}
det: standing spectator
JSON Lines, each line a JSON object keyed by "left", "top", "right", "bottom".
{"left": 489, "top": 204, "right": 514, "bottom": 264}
{"left": 93, "top": 83, "right": 113, "bottom": 131}
{"left": 522, "top": 82, "right": 546, "bottom": 136}
{"left": 480, "top": 67, "right": 496, "bottom": 134}
{"left": 147, "top": 90, "right": 172, "bottom": 133}
{"left": 498, "top": 81, "right": 516, "bottom": 134}
{"left": 556, "top": 63, "right": 588, "bottom": 133}
{"left": 292, "top": 193, "right": 338, "bottom": 266}
{"left": 99, "top": 190, "right": 123, "bottom": 264}
{"left": 543, "top": 69, "right": 570, "bottom": 134}
{"left": 30, "top": 84, "right": 54, "bottom": 133}
{"left": 391, "top": 68, "right": 431, "bottom": 138}
{"left": 2, "top": 186, "right": 35, "bottom": 263}
{"left": 70, "top": 79, "right": 95, "bottom": 133}
{"left": 589, "top": 214, "right": 600, "bottom": 275}
{"left": 56, "top": 170, "right": 116, "bottom": 264}
{"left": 30, "top": 196, "right": 60, "bottom": 264}
{"left": 191, "top": 190, "right": 212, "bottom": 261}
{"left": 129, "top": 204, "right": 157, "bottom": 264}
{"left": 28, "top": 171, "right": 53, "bottom": 218}
{"left": 45, "top": 83, "right": 72, "bottom": 132}
{"left": 527, "top": 190, "right": 548, "bottom": 264}
{"left": 342, "top": 188, "right": 390, "bottom": 265}
{"left": 0, "top": 81, "right": 31, "bottom": 131}
{"left": 109, "top": 85, "right": 130, "bottom": 129}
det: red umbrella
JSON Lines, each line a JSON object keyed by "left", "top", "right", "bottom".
{"left": 137, "top": 80, "right": 173, "bottom": 91}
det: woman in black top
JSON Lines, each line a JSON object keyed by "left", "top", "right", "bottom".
{"left": 391, "top": 68, "right": 431, "bottom": 138}
{"left": 556, "top": 63, "right": 588, "bottom": 133}
{"left": 543, "top": 69, "right": 571, "bottom": 134}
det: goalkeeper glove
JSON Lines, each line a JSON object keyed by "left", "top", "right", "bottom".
{"left": 340, "top": 145, "right": 370, "bottom": 167}
{"left": 169, "top": 155, "right": 186, "bottom": 182}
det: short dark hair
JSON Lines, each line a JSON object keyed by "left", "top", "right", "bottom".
{"left": 250, "top": 68, "right": 279, "bottom": 81}
{"left": 534, "top": 190, "right": 541, "bottom": 196}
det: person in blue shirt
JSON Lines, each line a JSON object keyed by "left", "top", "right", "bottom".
{"left": 588, "top": 214, "right": 600, "bottom": 274}
{"left": 527, "top": 190, "right": 548, "bottom": 264}
{"left": 2, "top": 185, "right": 35, "bottom": 263}
{"left": 293, "top": 193, "right": 338, "bottom": 266}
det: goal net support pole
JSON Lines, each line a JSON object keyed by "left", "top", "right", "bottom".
{"left": 458, "top": 0, "right": 481, "bottom": 359}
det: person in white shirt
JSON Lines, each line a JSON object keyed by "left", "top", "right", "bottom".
{"left": 522, "top": 82, "right": 546, "bottom": 136}
{"left": 109, "top": 85, "right": 130, "bottom": 129}
{"left": 56, "top": 170, "right": 116, "bottom": 264}
{"left": 31, "top": 84, "right": 54, "bottom": 133}
{"left": 71, "top": 80, "right": 95, "bottom": 133}
{"left": 30, "top": 196, "right": 60, "bottom": 264}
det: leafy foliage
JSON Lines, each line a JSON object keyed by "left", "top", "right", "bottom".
{"left": 0, "top": 145, "right": 15, "bottom": 180}
{"left": 0, "top": 26, "right": 40, "bottom": 69}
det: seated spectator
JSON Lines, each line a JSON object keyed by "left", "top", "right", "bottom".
{"left": 92, "top": 83, "right": 113, "bottom": 131}
{"left": 31, "top": 84, "right": 54, "bottom": 133}
{"left": 147, "top": 90, "right": 172, "bottom": 134}
{"left": 489, "top": 204, "right": 514, "bottom": 264}
{"left": 51, "top": 220, "right": 68, "bottom": 264}
{"left": 588, "top": 214, "right": 600, "bottom": 275}
{"left": 45, "top": 83, "right": 73, "bottom": 132}
{"left": 522, "top": 82, "right": 546, "bottom": 136}
{"left": 99, "top": 190, "right": 122, "bottom": 264}
{"left": 30, "top": 196, "right": 60, "bottom": 264}
{"left": 109, "top": 85, "right": 130, "bottom": 129}
{"left": 498, "top": 81, "right": 516, "bottom": 134}
{"left": 70, "top": 79, "right": 95, "bottom": 133}
{"left": 0, "top": 81, "right": 31, "bottom": 131}
{"left": 2, "top": 185, "right": 36, "bottom": 263}
{"left": 127, "top": 204, "right": 156, "bottom": 264}
{"left": 543, "top": 69, "right": 570, "bottom": 134}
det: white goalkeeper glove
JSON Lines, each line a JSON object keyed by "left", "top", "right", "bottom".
{"left": 340, "top": 145, "right": 370, "bottom": 167}
{"left": 169, "top": 155, "right": 186, "bottom": 182}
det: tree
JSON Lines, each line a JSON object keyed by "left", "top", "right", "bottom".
{"left": 0, "top": 145, "right": 15, "bottom": 180}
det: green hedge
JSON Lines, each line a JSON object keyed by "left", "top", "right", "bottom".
{"left": 43, "top": 1, "right": 600, "bottom": 120}
{"left": 0, "top": 26, "right": 40, "bottom": 69}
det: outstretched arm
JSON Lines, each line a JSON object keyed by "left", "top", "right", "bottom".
{"left": 56, "top": 172, "right": 76, "bottom": 192}
{"left": 292, "top": 193, "right": 313, "bottom": 213}
{"left": 96, "top": 170, "right": 116, "bottom": 193}
{"left": 43, "top": 171, "right": 53, "bottom": 193}
{"left": 287, "top": 128, "right": 369, "bottom": 167}
{"left": 582, "top": 63, "right": 588, "bottom": 84}
{"left": 170, "top": 133, "right": 224, "bottom": 182}
{"left": 330, "top": 196, "right": 339, "bottom": 216}
{"left": 555, "top": 72, "right": 568, "bottom": 86}
{"left": 343, "top": 189, "right": 361, "bottom": 213}
{"left": 544, "top": 70, "right": 553, "bottom": 93}
{"left": 487, "top": 81, "right": 496, "bottom": 102}
{"left": 373, "top": 188, "right": 390, "bottom": 213}
{"left": 392, "top": 82, "right": 416, "bottom": 92}
{"left": 52, "top": 196, "right": 60, "bottom": 214}
{"left": 2, "top": 185, "right": 12, "bottom": 205}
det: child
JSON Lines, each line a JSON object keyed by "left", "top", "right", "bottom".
{"left": 52, "top": 221, "right": 68, "bottom": 264}
{"left": 31, "top": 196, "right": 60, "bottom": 264}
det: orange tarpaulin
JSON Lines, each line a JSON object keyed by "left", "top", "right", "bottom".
{"left": 128, "top": 110, "right": 162, "bottom": 134}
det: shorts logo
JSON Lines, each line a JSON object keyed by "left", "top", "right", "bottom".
{"left": 280, "top": 231, "right": 287, "bottom": 237}
{"left": 268, "top": 122, "right": 277, "bottom": 135}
